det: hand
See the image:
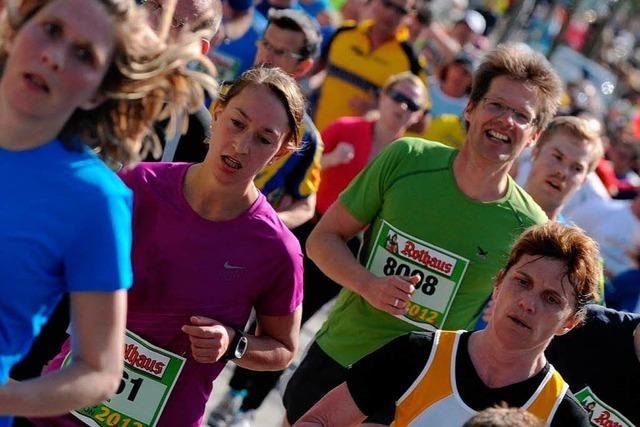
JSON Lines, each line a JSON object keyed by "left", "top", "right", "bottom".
{"left": 331, "top": 142, "right": 356, "bottom": 165}
{"left": 276, "top": 194, "right": 293, "bottom": 212}
{"left": 181, "top": 316, "right": 235, "bottom": 363}
{"left": 361, "top": 274, "right": 420, "bottom": 316}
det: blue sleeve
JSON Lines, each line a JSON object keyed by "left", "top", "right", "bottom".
{"left": 64, "top": 186, "right": 133, "bottom": 292}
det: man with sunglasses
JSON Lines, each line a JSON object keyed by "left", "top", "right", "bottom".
{"left": 311, "top": 0, "right": 429, "bottom": 132}
{"left": 282, "top": 44, "right": 562, "bottom": 425}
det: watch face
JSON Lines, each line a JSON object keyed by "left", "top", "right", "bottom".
{"left": 234, "top": 336, "right": 248, "bottom": 359}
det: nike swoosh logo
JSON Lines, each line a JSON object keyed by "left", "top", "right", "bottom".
{"left": 224, "top": 261, "right": 245, "bottom": 270}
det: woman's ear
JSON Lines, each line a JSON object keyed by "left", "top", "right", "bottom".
{"left": 555, "top": 314, "right": 581, "bottom": 337}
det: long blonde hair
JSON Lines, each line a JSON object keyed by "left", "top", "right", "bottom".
{"left": 0, "top": 0, "right": 219, "bottom": 167}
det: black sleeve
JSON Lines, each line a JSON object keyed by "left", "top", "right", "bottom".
{"left": 346, "top": 332, "right": 435, "bottom": 417}
{"left": 399, "top": 41, "right": 424, "bottom": 77}
{"left": 550, "top": 393, "right": 590, "bottom": 427}
{"left": 320, "top": 24, "right": 355, "bottom": 64}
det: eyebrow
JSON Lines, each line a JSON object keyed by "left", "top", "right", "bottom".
{"left": 234, "top": 107, "right": 281, "bottom": 136}
{"left": 517, "top": 268, "right": 568, "bottom": 303}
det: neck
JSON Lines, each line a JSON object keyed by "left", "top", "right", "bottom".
{"left": 372, "top": 119, "right": 401, "bottom": 154}
{"left": 184, "top": 163, "right": 259, "bottom": 221}
{"left": 369, "top": 26, "right": 393, "bottom": 50}
{"left": 0, "top": 99, "right": 67, "bottom": 151}
{"left": 524, "top": 184, "right": 561, "bottom": 220}
{"left": 453, "top": 147, "right": 512, "bottom": 201}
{"left": 468, "top": 330, "right": 548, "bottom": 388}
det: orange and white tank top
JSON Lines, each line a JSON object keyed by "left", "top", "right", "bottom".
{"left": 392, "top": 330, "right": 569, "bottom": 427}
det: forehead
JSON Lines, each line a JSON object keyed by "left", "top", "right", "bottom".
{"left": 390, "top": 79, "right": 424, "bottom": 100}
{"left": 485, "top": 75, "right": 538, "bottom": 113}
{"left": 227, "top": 84, "right": 290, "bottom": 129}
{"left": 36, "top": 0, "right": 116, "bottom": 45}
{"left": 509, "top": 254, "right": 575, "bottom": 299}
{"left": 540, "top": 131, "right": 594, "bottom": 163}
{"left": 264, "top": 23, "right": 306, "bottom": 48}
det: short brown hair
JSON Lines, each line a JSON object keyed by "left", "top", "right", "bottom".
{"left": 536, "top": 116, "right": 604, "bottom": 173}
{"left": 502, "top": 222, "right": 601, "bottom": 321}
{"left": 218, "top": 66, "right": 306, "bottom": 150}
{"left": 463, "top": 404, "right": 543, "bottom": 427}
{"left": 469, "top": 44, "right": 562, "bottom": 132}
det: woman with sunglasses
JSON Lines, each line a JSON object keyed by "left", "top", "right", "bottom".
{"left": 316, "top": 71, "right": 427, "bottom": 217}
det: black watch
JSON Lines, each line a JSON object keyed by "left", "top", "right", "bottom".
{"left": 222, "top": 327, "right": 248, "bottom": 361}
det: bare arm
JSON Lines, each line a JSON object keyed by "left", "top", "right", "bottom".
{"left": 278, "top": 194, "right": 317, "bottom": 229}
{"left": 295, "top": 383, "right": 366, "bottom": 427}
{"left": 182, "top": 306, "right": 302, "bottom": 370}
{"left": 307, "top": 201, "right": 418, "bottom": 315}
{"left": 0, "top": 290, "right": 127, "bottom": 416}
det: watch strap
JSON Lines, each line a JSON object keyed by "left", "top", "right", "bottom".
{"left": 221, "top": 327, "right": 244, "bottom": 362}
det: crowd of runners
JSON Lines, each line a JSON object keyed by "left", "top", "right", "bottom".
{"left": 0, "top": 0, "right": 639, "bottom": 426}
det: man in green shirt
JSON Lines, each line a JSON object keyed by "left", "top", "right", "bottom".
{"left": 283, "top": 44, "right": 564, "bottom": 425}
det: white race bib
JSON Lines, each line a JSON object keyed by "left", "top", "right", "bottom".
{"left": 63, "top": 330, "right": 186, "bottom": 427}
{"left": 366, "top": 221, "right": 469, "bottom": 330}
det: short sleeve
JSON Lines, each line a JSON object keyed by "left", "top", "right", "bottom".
{"left": 339, "top": 139, "right": 409, "bottom": 224}
{"left": 551, "top": 393, "right": 590, "bottom": 427}
{"left": 288, "top": 121, "right": 324, "bottom": 199}
{"left": 320, "top": 119, "right": 346, "bottom": 154}
{"left": 64, "top": 185, "right": 133, "bottom": 292}
{"left": 254, "top": 235, "right": 304, "bottom": 316}
{"left": 347, "top": 332, "right": 435, "bottom": 416}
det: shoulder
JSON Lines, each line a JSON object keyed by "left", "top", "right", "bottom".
{"left": 252, "top": 196, "right": 303, "bottom": 257}
{"left": 118, "top": 162, "right": 188, "bottom": 191}
{"left": 390, "top": 137, "right": 455, "bottom": 160}
{"left": 506, "top": 179, "right": 548, "bottom": 224}
{"left": 62, "top": 147, "right": 131, "bottom": 208}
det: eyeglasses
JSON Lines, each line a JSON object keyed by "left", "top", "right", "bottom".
{"left": 481, "top": 97, "right": 536, "bottom": 128}
{"left": 386, "top": 88, "right": 422, "bottom": 112}
{"left": 141, "top": 0, "right": 188, "bottom": 30}
{"left": 380, "top": 0, "right": 411, "bottom": 16}
{"left": 256, "top": 39, "right": 304, "bottom": 61}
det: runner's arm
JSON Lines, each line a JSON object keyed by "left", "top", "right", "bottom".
{"left": 0, "top": 290, "right": 127, "bottom": 416}
{"left": 183, "top": 307, "right": 302, "bottom": 370}
{"left": 307, "top": 200, "right": 417, "bottom": 315}
{"left": 240, "top": 307, "right": 302, "bottom": 370}
{"left": 277, "top": 193, "right": 316, "bottom": 229}
{"left": 295, "top": 383, "right": 366, "bottom": 426}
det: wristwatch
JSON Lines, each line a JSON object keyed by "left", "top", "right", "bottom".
{"left": 222, "top": 327, "right": 248, "bottom": 361}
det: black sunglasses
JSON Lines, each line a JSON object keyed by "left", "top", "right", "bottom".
{"left": 380, "top": 0, "right": 411, "bottom": 16}
{"left": 386, "top": 89, "right": 422, "bottom": 112}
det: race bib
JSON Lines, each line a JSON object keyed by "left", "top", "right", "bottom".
{"left": 366, "top": 221, "right": 469, "bottom": 330}
{"left": 63, "top": 330, "right": 186, "bottom": 427}
{"left": 575, "top": 387, "right": 635, "bottom": 427}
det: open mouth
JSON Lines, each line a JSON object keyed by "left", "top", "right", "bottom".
{"left": 485, "top": 129, "right": 510, "bottom": 144}
{"left": 508, "top": 315, "right": 531, "bottom": 329}
{"left": 546, "top": 179, "right": 561, "bottom": 191}
{"left": 23, "top": 73, "right": 50, "bottom": 93}
{"left": 221, "top": 155, "right": 242, "bottom": 170}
